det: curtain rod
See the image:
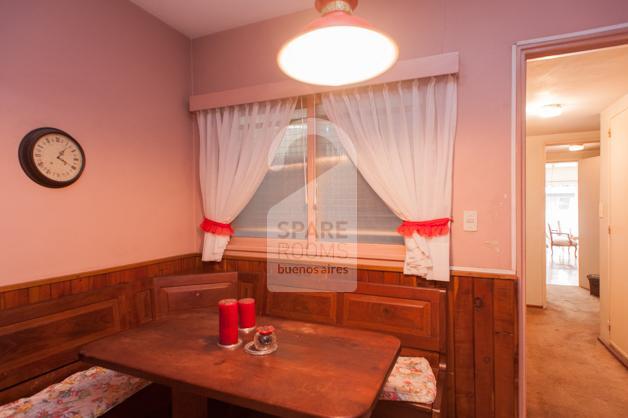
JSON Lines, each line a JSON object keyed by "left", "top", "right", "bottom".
{"left": 189, "top": 52, "right": 459, "bottom": 112}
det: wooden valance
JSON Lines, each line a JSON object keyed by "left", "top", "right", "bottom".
{"left": 189, "top": 52, "right": 459, "bottom": 111}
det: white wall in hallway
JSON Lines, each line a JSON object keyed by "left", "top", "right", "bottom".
{"left": 525, "top": 136, "right": 547, "bottom": 307}
{"left": 578, "top": 157, "right": 600, "bottom": 289}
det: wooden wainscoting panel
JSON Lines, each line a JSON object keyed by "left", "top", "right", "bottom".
{"left": 449, "top": 274, "right": 518, "bottom": 418}
{"left": 265, "top": 291, "right": 337, "bottom": 324}
{"left": 2, "top": 289, "right": 29, "bottom": 310}
{"left": 493, "top": 279, "right": 517, "bottom": 418}
{"left": 453, "top": 276, "right": 476, "bottom": 418}
{"left": 27, "top": 285, "right": 52, "bottom": 304}
{"left": 474, "top": 278, "right": 495, "bottom": 418}
{"left": 0, "top": 254, "right": 202, "bottom": 294}
{"left": 446, "top": 278, "right": 456, "bottom": 417}
{"left": 50, "top": 281, "right": 72, "bottom": 299}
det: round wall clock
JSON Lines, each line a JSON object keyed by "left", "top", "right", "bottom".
{"left": 18, "top": 127, "right": 86, "bottom": 188}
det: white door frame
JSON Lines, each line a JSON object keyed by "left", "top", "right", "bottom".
{"left": 513, "top": 22, "right": 628, "bottom": 418}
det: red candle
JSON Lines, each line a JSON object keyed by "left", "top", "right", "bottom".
{"left": 238, "top": 298, "right": 256, "bottom": 330}
{"left": 218, "top": 298, "right": 239, "bottom": 346}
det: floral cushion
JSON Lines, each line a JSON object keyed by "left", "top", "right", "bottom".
{"left": 0, "top": 367, "right": 150, "bottom": 418}
{"left": 379, "top": 356, "right": 437, "bottom": 404}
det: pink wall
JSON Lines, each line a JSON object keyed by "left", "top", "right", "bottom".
{"left": 191, "top": 0, "right": 628, "bottom": 271}
{"left": 2, "top": 0, "right": 625, "bottom": 285}
{"left": 0, "top": 0, "right": 194, "bottom": 286}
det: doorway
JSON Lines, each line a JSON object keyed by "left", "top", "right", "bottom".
{"left": 520, "top": 35, "right": 628, "bottom": 418}
{"left": 545, "top": 161, "right": 579, "bottom": 286}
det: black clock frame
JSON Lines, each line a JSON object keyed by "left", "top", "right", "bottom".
{"left": 18, "top": 127, "right": 86, "bottom": 188}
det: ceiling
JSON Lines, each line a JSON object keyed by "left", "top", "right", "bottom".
{"left": 129, "top": 0, "right": 312, "bottom": 39}
{"left": 526, "top": 44, "right": 628, "bottom": 136}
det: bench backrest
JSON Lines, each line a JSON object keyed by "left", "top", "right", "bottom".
{"left": 0, "top": 286, "right": 128, "bottom": 403}
{"left": 264, "top": 281, "right": 447, "bottom": 354}
{"left": 152, "top": 272, "right": 237, "bottom": 318}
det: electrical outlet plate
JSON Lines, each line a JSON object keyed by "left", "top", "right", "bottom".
{"left": 463, "top": 210, "right": 478, "bottom": 231}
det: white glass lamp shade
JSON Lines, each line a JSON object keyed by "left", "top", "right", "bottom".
{"left": 277, "top": 7, "right": 398, "bottom": 87}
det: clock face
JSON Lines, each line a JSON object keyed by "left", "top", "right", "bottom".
{"left": 19, "top": 127, "right": 86, "bottom": 188}
{"left": 33, "top": 133, "right": 84, "bottom": 182}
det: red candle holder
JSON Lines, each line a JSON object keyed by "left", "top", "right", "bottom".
{"left": 217, "top": 298, "right": 241, "bottom": 349}
{"left": 238, "top": 298, "right": 256, "bottom": 333}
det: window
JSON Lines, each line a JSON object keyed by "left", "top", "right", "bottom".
{"left": 315, "top": 112, "right": 403, "bottom": 245}
{"left": 545, "top": 162, "right": 579, "bottom": 236}
{"left": 233, "top": 108, "right": 308, "bottom": 240}
{"left": 232, "top": 97, "right": 403, "bottom": 252}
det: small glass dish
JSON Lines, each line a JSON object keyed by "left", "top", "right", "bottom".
{"left": 254, "top": 325, "right": 277, "bottom": 352}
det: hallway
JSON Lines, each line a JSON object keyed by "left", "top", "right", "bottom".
{"left": 546, "top": 248, "right": 578, "bottom": 286}
{"left": 527, "top": 285, "right": 628, "bottom": 418}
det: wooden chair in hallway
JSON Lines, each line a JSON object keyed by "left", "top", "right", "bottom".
{"left": 548, "top": 223, "right": 578, "bottom": 258}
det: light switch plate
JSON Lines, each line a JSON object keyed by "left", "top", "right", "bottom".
{"left": 463, "top": 210, "right": 478, "bottom": 231}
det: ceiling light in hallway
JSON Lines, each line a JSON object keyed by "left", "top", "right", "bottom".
{"left": 568, "top": 144, "right": 585, "bottom": 152}
{"left": 538, "top": 103, "right": 563, "bottom": 118}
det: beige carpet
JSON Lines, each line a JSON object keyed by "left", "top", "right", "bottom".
{"left": 526, "top": 285, "right": 628, "bottom": 418}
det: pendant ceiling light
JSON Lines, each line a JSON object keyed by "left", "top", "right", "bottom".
{"left": 277, "top": 0, "right": 399, "bottom": 86}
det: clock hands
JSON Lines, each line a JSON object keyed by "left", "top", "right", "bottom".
{"left": 57, "top": 147, "right": 69, "bottom": 165}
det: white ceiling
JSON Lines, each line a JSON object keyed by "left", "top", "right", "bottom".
{"left": 526, "top": 44, "right": 628, "bottom": 136}
{"left": 129, "top": 0, "right": 312, "bottom": 38}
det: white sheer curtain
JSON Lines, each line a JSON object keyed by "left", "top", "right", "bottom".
{"left": 322, "top": 75, "right": 457, "bottom": 281}
{"left": 196, "top": 98, "right": 297, "bottom": 261}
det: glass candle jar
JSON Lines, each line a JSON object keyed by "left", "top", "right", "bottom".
{"left": 254, "top": 325, "right": 277, "bottom": 352}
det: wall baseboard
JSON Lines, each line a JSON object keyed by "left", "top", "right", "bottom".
{"left": 598, "top": 337, "right": 628, "bottom": 369}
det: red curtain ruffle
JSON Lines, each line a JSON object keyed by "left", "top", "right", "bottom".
{"left": 397, "top": 218, "right": 452, "bottom": 238}
{"left": 200, "top": 218, "right": 234, "bottom": 236}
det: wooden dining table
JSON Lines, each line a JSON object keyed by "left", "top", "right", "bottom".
{"left": 79, "top": 309, "right": 401, "bottom": 418}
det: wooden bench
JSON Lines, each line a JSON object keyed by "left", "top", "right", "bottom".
{"left": 0, "top": 286, "right": 170, "bottom": 417}
{"left": 0, "top": 366, "right": 154, "bottom": 417}
{"left": 264, "top": 280, "right": 448, "bottom": 418}
{"left": 150, "top": 272, "right": 448, "bottom": 417}
{"left": 1, "top": 272, "right": 446, "bottom": 417}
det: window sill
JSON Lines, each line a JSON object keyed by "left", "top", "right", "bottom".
{"left": 224, "top": 237, "right": 406, "bottom": 271}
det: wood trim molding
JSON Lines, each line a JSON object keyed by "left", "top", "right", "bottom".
{"left": 0, "top": 253, "right": 200, "bottom": 293}
{"left": 451, "top": 270, "right": 518, "bottom": 281}
{"left": 189, "top": 52, "right": 459, "bottom": 111}
{"left": 1, "top": 252, "right": 517, "bottom": 299}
